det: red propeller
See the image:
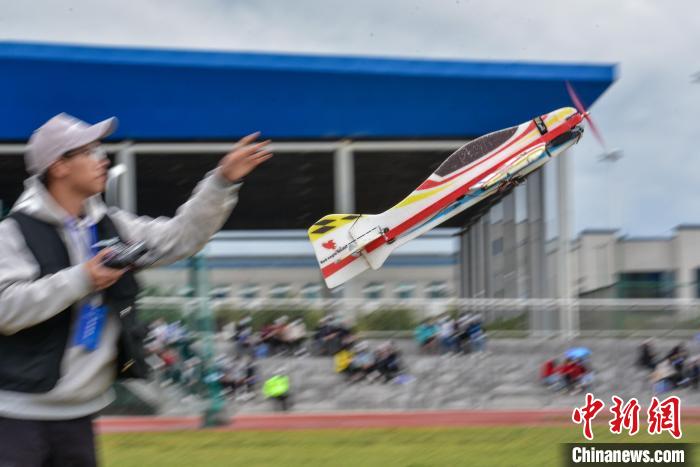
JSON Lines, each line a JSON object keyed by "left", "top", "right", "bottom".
{"left": 565, "top": 81, "right": 608, "bottom": 151}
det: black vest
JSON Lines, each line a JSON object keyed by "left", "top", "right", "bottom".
{"left": 0, "top": 212, "right": 148, "bottom": 394}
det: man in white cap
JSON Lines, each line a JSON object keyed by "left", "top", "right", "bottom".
{"left": 0, "top": 113, "right": 272, "bottom": 466}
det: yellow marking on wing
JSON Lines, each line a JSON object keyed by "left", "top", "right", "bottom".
{"left": 308, "top": 214, "right": 362, "bottom": 240}
{"left": 393, "top": 182, "right": 454, "bottom": 209}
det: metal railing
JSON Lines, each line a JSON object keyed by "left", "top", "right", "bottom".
{"left": 136, "top": 296, "right": 700, "bottom": 338}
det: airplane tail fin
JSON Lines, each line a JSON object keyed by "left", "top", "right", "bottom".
{"left": 308, "top": 213, "right": 387, "bottom": 289}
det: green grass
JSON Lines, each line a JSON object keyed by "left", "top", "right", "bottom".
{"left": 99, "top": 425, "right": 699, "bottom": 467}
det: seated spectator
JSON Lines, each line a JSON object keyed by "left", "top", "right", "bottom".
{"left": 375, "top": 341, "right": 402, "bottom": 383}
{"left": 557, "top": 358, "right": 577, "bottom": 391}
{"left": 414, "top": 319, "right": 438, "bottom": 353}
{"left": 466, "top": 315, "right": 486, "bottom": 353}
{"left": 234, "top": 316, "right": 254, "bottom": 356}
{"left": 181, "top": 356, "right": 202, "bottom": 396}
{"left": 334, "top": 347, "right": 354, "bottom": 377}
{"left": 313, "top": 315, "right": 332, "bottom": 355}
{"left": 263, "top": 370, "right": 291, "bottom": 411}
{"left": 176, "top": 334, "right": 197, "bottom": 361}
{"left": 160, "top": 348, "right": 181, "bottom": 386}
{"left": 552, "top": 357, "right": 591, "bottom": 394}
{"left": 220, "top": 357, "right": 239, "bottom": 394}
{"left": 651, "top": 358, "right": 676, "bottom": 395}
{"left": 148, "top": 318, "right": 169, "bottom": 353}
{"left": 667, "top": 344, "right": 688, "bottom": 387}
{"left": 252, "top": 332, "right": 269, "bottom": 359}
{"left": 456, "top": 313, "right": 472, "bottom": 353}
{"left": 282, "top": 318, "right": 307, "bottom": 355}
{"left": 438, "top": 316, "right": 458, "bottom": 354}
{"left": 224, "top": 355, "right": 258, "bottom": 400}
{"left": 540, "top": 359, "right": 559, "bottom": 387}
{"left": 573, "top": 360, "right": 594, "bottom": 393}
{"left": 144, "top": 352, "right": 166, "bottom": 373}
{"left": 335, "top": 318, "right": 356, "bottom": 355}
{"left": 260, "top": 317, "right": 287, "bottom": 355}
{"left": 349, "top": 341, "right": 376, "bottom": 382}
{"left": 638, "top": 339, "right": 656, "bottom": 371}
{"left": 688, "top": 357, "right": 699, "bottom": 390}
{"left": 316, "top": 315, "right": 354, "bottom": 356}
{"left": 243, "top": 355, "right": 258, "bottom": 395}
{"left": 166, "top": 320, "right": 187, "bottom": 346}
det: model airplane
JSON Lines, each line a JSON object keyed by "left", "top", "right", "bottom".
{"left": 309, "top": 86, "right": 599, "bottom": 288}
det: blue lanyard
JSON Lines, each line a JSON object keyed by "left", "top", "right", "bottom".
{"left": 65, "top": 218, "right": 98, "bottom": 260}
{"left": 74, "top": 222, "right": 106, "bottom": 352}
{"left": 89, "top": 224, "right": 99, "bottom": 257}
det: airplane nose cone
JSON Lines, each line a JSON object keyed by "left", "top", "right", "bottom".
{"left": 545, "top": 107, "right": 577, "bottom": 122}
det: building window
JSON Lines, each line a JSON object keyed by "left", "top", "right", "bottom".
{"left": 269, "top": 283, "right": 292, "bottom": 299}
{"left": 425, "top": 281, "right": 449, "bottom": 299}
{"left": 363, "top": 282, "right": 384, "bottom": 299}
{"left": 492, "top": 237, "right": 503, "bottom": 255}
{"left": 209, "top": 285, "right": 231, "bottom": 298}
{"left": 617, "top": 272, "right": 675, "bottom": 298}
{"left": 394, "top": 282, "right": 416, "bottom": 299}
{"left": 177, "top": 286, "right": 194, "bottom": 298}
{"left": 238, "top": 283, "right": 260, "bottom": 299}
{"left": 490, "top": 202, "right": 503, "bottom": 224}
{"left": 300, "top": 283, "right": 322, "bottom": 299}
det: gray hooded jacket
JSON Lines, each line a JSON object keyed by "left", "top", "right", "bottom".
{"left": 0, "top": 170, "right": 239, "bottom": 420}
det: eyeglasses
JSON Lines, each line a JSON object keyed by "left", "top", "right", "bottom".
{"left": 62, "top": 144, "right": 107, "bottom": 161}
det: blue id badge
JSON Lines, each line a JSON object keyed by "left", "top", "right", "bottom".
{"left": 73, "top": 223, "right": 108, "bottom": 352}
{"left": 74, "top": 303, "right": 107, "bottom": 352}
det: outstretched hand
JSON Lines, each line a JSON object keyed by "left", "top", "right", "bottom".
{"left": 219, "top": 132, "right": 273, "bottom": 182}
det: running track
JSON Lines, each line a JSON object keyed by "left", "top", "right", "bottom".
{"left": 97, "top": 408, "right": 700, "bottom": 434}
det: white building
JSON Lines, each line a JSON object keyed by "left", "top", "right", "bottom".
{"left": 573, "top": 226, "right": 700, "bottom": 299}
{"left": 139, "top": 229, "right": 459, "bottom": 300}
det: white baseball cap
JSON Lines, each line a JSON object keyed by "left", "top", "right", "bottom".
{"left": 25, "top": 113, "right": 118, "bottom": 176}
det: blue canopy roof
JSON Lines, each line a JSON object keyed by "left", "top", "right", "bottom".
{"left": 0, "top": 42, "right": 616, "bottom": 141}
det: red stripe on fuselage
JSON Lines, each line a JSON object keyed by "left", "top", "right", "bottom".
{"left": 322, "top": 117, "right": 579, "bottom": 279}
{"left": 416, "top": 121, "right": 536, "bottom": 190}
{"left": 321, "top": 250, "right": 360, "bottom": 279}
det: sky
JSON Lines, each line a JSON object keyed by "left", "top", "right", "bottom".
{"left": 1, "top": 0, "right": 699, "bottom": 237}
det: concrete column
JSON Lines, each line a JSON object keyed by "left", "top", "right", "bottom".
{"left": 334, "top": 142, "right": 355, "bottom": 214}
{"left": 469, "top": 223, "right": 484, "bottom": 297}
{"left": 556, "top": 153, "right": 577, "bottom": 337}
{"left": 527, "top": 170, "right": 546, "bottom": 333}
{"left": 115, "top": 146, "right": 137, "bottom": 213}
{"left": 481, "top": 216, "right": 491, "bottom": 297}
{"left": 459, "top": 228, "right": 470, "bottom": 297}
{"left": 469, "top": 225, "right": 479, "bottom": 297}
{"left": 333, "top": 142, "right": 358, "bottom": 299}
{"left": 502, "top": 191, "right": 517, "bottom": 297}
